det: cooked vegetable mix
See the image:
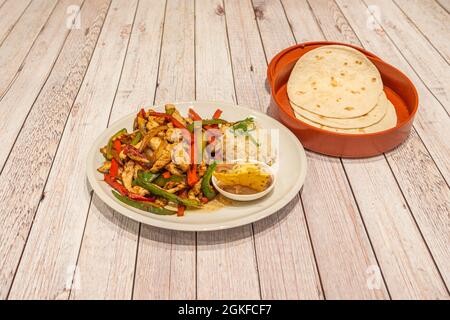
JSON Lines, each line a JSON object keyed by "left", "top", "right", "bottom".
{"left": 98, "top": 104, "right": 269, "bottom": 216}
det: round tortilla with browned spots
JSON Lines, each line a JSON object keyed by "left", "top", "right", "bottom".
{"left": 295, "top": 97, "right": 397, "bottom": 134}
{"left": 291, "top": 92, "right": 388, "bottom": 129}
{"left": 287, "top": 45, "right": 383, "bottom": 118}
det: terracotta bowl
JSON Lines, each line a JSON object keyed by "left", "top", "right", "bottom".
{"left": 269, "top": 42, "right": 418, "bottom": 158}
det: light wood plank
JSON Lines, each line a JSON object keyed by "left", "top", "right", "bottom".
{"left": 7, "top": 0, "right": 138, "bottom": 299}
{"left": 254, "top": 0, "right": 388, "bottom": 299}
{"left": 395, "top": 0, "right": 450, "bottom": 63}
{"left": 133, "top": 0, "right": 197, "bottom": 300}
{"left": 0, "top": 0, "right": 84, "bottom": 170}
{"left": 0, "top": 0, "right": 109, "bottom": 300}
{"left": 363, "top": 0, "right": 450, "bottom": 112}
{"left": 195, "top": 0, "right": 260, "bottom": 300}
{"left": 71, "top": 0, "right": 167, "bottom": 300}
{"left": 292, "top": 0, "right": 449, "bottom": 300}
{"left": 225, "top": 0, "right": 323, "bottom": 299}
{"left": 0, "top": 0, "right": 31, "bottom": 45}
{"left": 0, "top": 0, "right": 57, "bottom": 98}
{"left": 336, "top": 0, "right": 450, "bottom": 288}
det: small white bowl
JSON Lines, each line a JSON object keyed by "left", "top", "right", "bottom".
{"left": 211, "top": 161, "right": 276, "bottom": 201}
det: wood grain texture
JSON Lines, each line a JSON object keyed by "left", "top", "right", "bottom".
{"left": 301, "top": 0, "right": 449, "bottom": 298}
{"left": 0, "top": 0, "right": 111, "bottom": 300}
{"left": 0, "top": 0, "right": 84, "bottom": 170}
{"left": 195, "top": 0, "right": 260, "bottom": 300}
{"left": 364, "top": 0, "right": 450, "bottom": 112}
{"left": 71, "top": 0, "right": 167, "bottom": 300}
{"left": 254, "top": 0, "right": 388, "bottom": 300}
{"left": 133, "top": 0, "right": 197, "bottom": 300}
{"left": 7, "top": 0, "right": 137, "bottom": 299}
{"left": 225, "top": 0, "right": 323, "bottom": 299}
{"left": 395, "top": 0, "right": 450, "bottom": 63}
{"left": 0, "top": 0, "right": 447, "bottom": 300}
{"left": 437, "top": 0, "right": 450, "bottom": 12}
{"left": 336, "top": 0, "right": 450, "bottom": 289}
{"left": 0, "top": 0, "right": 31, "bottom": 45}
{"left": 0, "top": 0, "right": 57, "bottom": 98}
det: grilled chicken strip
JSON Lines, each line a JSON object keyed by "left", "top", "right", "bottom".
{"left": 166, "top": 183, "right": 187, "bottom": 194}
{"left": 188, "top": 179, "right": 202, "bottom": 200}
{"left": 150, "top": 144, "right": 172, "bottom": 172}
{"left": 122, "top": 161, "right": 149, "bottom": 196}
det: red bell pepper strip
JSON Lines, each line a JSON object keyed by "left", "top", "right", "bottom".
{"left": 148, "top": 111, "right": 170, "bottom": 118}
{"left": 109, "top": 158, "right": 119, "bottom": 178}
{"left": 188, "top": 108, "right": 202, "bottom": 121}
{"left": 128, "top": 193, "right": 156, "bottom": 202}
{"left": 177, "top": 190, "right": 188, "bottom": 216}
{"left": 123, "top": 144, "right": 149, "bottom": 163}
{"left": 200, "top": 197, "right": 209, "bottom": 204}
{"left": 105, "top": 173, "right": 156, "bottom": 202}
{"left": 139, "top": 108, "right": 146, "bottom": 118}
{"left": 187, "top": 165, "right": 199, "bottom": 187}
{"left": 177, "top": 204, "right": 185, "bottom": 217}
{"left": 113, "top": 139, "right": 122, "bottom": 152}
{"left": 212, "top": 108, "right": 222, "bottom": 119}
{"left": 162, "top": 171, "right": 171, "bottom": 179}
{"left": 171, "top": 117, "right": 186, "bottom": 129}
{"left": 104, "top": 174, "right": 128, "bottom": 196}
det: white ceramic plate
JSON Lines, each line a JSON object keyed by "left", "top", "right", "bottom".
{"left": 86, "top": 101, "right": 307, "bottom": 231}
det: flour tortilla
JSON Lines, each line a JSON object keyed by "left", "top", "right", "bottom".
{"left": 287, "top": 45, "right": 383, "bottom": 118}
{"left": 295, "top": 98, "right": 397, "bottom": 134}
{"left": 291, "top": 92, "right": 388, "bottom": 129}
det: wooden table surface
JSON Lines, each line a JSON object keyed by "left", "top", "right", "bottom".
{"left": 0, "top": 0, "right": 449, "bottom": 300}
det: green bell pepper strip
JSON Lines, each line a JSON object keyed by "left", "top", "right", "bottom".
{"left": 132, "top": 171, "right": 160, "bottom": 186}
{"left": 201, "top": 161, "right": 217, "bottom": 200}
{"left": 139, "top": 171, "right": 160, "bottom": 182}
{"left": 186, "top": 119, "right": 228, "bottom": 132}
{"left": 112, "top": 190, "right": 176, "bottom": 215}
{"left": 154, "top": 174, "right": 186, "bottom": 187}
{"left": 106, "top": 128, "right": 127, "bottom": 160}
{"left": 135, "top": 178, "right": 201, "bottom": 208}
{"left": 131, "top": 131, "right": 142, "bottom": 145}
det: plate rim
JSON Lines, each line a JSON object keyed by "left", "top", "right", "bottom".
{"left": 86, "top": 100, "right": 307, "bottom": 231}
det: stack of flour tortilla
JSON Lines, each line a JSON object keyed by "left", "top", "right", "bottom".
{"left": 287, "top": 45, "right": 397, "bottom": 134}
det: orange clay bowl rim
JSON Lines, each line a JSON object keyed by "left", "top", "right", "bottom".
{"left": 270, "top": 43, "right": 418, "bottom": 138}
{"left": 267, "top": 41, "right": 382, "bottom": 83}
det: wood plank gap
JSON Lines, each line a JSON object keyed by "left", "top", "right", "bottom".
{"left": 0, "top": 0, "right": 86, "bottom": 176}
{"left": 0, "top": 0, "right": 32, "bottom": 46}
{"left": 7, "top": 0, "right": 137, "bottom": 299}
{"left": 3, "top": 0, "right": 112, "bottom": 299}
{"left": 298, "top": 195, "right": 327, "bottom": 299}
{"left": 129, "top": 0, "right": 169, "bottom": 300}
{"left": 250, "top": 0, "right": 324, "bottom": 299}
{"left": 130, "top": 223, "right": 142, "bottom": 300}
{"left": 325, "top": 0, "right": 450, "bottom": 296}
{"left": 392, "top": 0, "right": 450, "bottom": 66}
{"left": 5, "top": 0, "right": 113, "bottom": 298}
{"left": 436, "top": 0, "right": 450, "bottom": 13}
{"left": 68, "top": 0, "right": 140, "bottom": 300}
{"left": 360, "top": 0, "right": 449, "bottom": 117}
{"left": 0, "top": 0, "right": 59, "bottom": 100}
{"left": 382, "top": 153, "right": 450, "bottom": 294}
{"left": 335, "top": 0, "right": 450, "bottom": 188}
{"left": 339, "top": 158, "right": 392, "bottom": 299}
{"left": 222, "top": 0, "right": 262, "bottom": 299}
{"left": 194, "top": 0, "right": 198, "bottom": 301}
{"left": 286, "top": 0, "right": 385, "bottom": 298}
